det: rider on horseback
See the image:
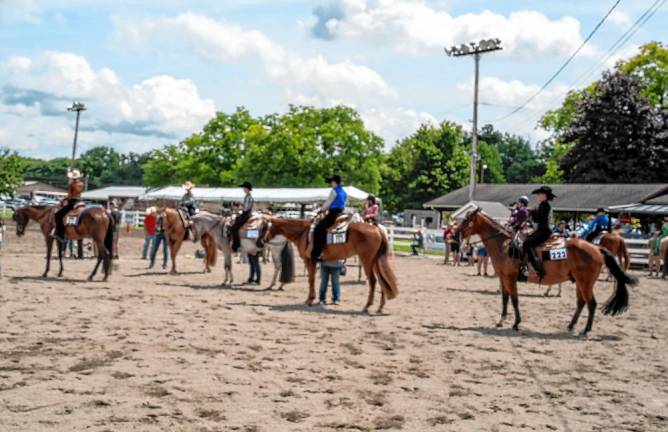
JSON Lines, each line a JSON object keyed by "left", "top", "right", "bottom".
{"left": 361, "top": 194, "right": 379, "bottom": 223}
{"left": 181, "top": 181, "right": 198, "bottom": 217}
{"left": 508, "top": 196, "right": 529, "bottom": 232}
{"left": 520, "top": 186, "right": 556, "bottom": 281}
{"left": 311, "top": 175, "right": 347, "bottom": 262}
{"left": 231, "top": 181, "right": 255, "bottom": 253}
{"left": 51, "top": 169, "right": 85, "bottom": 242}
{"left": 583, "top": 208, "right": 610, "bottom": 242}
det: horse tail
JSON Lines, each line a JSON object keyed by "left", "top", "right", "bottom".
{"left": 374, "top": 235, "right": 399, "bottom": 300}
{"left": 104, "top": 212, "right": 115, "bottom": 271}
{"left": 618, "top": 238, "right": 630, "bottom": 271}
{"left": 279, "top": 242, "right": 296, "bottom": 283}
{"left": 600, "top": 248, "right": 637, "bottom": 316}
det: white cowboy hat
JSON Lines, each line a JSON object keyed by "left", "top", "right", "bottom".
{"left": 182, "top": 181, "right": 195, "bottom": 190}
{"left": 145, "top": 206, "right": 156, "bottom": 215}
{"left": 67, "top": 169, "right": 82, "bottom": 179}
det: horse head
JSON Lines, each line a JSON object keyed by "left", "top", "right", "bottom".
{"left": 262, "top": 215, "right": 279, "bottom": 243}
{"left": 13, "top": 207, "right": 29, "bottom": 237}
{"left": 454, "top": 207, "right": 482, "bottom": 240}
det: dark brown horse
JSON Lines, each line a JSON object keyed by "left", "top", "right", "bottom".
{"left": 456, "top": 208, "right": 637, "bottom": 334}
{"left": 263, "top": 216, "right": 398, "bottom": 313}
{"left": 160, "top": 208, "right": 216, "bottom": 274}
{"left": 13, "top": 205, "right": 114, "bottom": 281}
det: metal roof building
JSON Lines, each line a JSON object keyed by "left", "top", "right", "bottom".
{"left": 424, "top": 183, "right": 668, "bottom": 213}
{"left": 81, "top": 186, "right": 148, "bottom": 202}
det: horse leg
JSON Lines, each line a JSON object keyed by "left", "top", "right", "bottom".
{"left": 377, "top": 283, "right": 386, "bottom": 314}
{"left": 43, "top": 237, "right": 53, "bottom": 277}
{"left": 362, "top": 262, "right": 376, "bottom": 313}
{"left": 496, "top": 278, "right": 509, "bottom": 327}
{"left": 543, "top": 285, "right": 552, "bottom": 297}
{"left": 305, "top": 260, "right": 316, "bottom": 306}
{"left": 582, "top": 295, "right": 597, "bottom": 336}
{"left": 57, "top": 241, "right": 64, "bottom": 277}
{"left": 568, "top": 286, "right": 586, "bottom": 332}
{"left": 89, "top": 256, "right": 102, "bottom": 281}
{"left": 507, "top": 281, "right": 521, "bottom": 331}
{"left": 169, "top": 239, "right": 181, "bottom": 274}
{"left": 267, "top": 248, "right": 280, "bottom": 290}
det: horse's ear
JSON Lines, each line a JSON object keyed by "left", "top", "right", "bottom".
{"left": 472, "top": 207, "right": 481, "bottom": 215}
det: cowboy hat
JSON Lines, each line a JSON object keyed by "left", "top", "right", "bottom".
{"left": 531, "top": 186, "right": 556, "bottom": 200}
{"left": 67, "top": 169, "right": 82, "bottom": 180}
{"left": 182, "top": 181, "right": 195, "bottom": 190}
{"left": 325, "top": 174, "right": 342, "bottom": 184}
{"left": 145, "top": 206, "right": 156, "bottom": 215}
{"left": 366, "top": 194, "right": 376, "bottom": 203}
{"left": 239, "top": 181, "right": 253, "bottom": 190}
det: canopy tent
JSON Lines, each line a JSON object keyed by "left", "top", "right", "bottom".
{"left": 139, "top": 186, "right": 372, "bottom": 204}
{"left": 82, "top": 186, "right": 148, "bottom": 202}
{"left": 450, "top": 201, "right": 510, "bottom": 223}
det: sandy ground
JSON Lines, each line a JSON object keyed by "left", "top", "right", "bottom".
{"left": 1, "top": 227, "right": 667, "bottom": 432}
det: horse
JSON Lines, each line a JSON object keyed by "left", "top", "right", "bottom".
{"left": 661, "top": 237, "right": 668, "bottom": 279}
{"left": 456, "top": 208, "right": 637, "bottom": 335}
{"left": 263, "top": 216, "right": 398, "bottom": 313}
{"left": 190, "top": 212, "right": 295, "bottom": 289}
{"left": 159, "top": 208, "right": 216, "bottom": 274}
{"left": 12, "top": 204, "right": 115, "bottom": 281}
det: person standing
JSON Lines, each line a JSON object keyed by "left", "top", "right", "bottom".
{"left": 109, "top": 200, "right": 121, "bottom": 259}
{"left": 0, "top": 217, "right": 5, "bottom": 251}
{"left": 476, "top": 242, "right": 489, "bottom": 276}
{"left": 142, "top": 207, "right": 156, "bottom": 260}
{"left": 319, "top": 259, "right": 344, "bottom": 305}
{"left": 449, "top": 222, "right": 461, "bottom": 266}
{"left": 247, "top": 251, "right": 261, "bottom": 285}
{"left": 442, "top": 223, "right": 453, "bottom": 265}
{"left": 648, "top": 230, "right": 662, "bottom": 277}
{"left": 149, "top": 211, "right": 168, "bottom": 270}
{"left": 231, "top": 182, "right": 254, "bottom": 253}
{"left": 410, "top": 228, "right": 424, "bottom": 256}
{"left": 52, "top": 169, "right": 85, "bottom": 242}
{"left": 311, "top": 175, "right": 347, "bottom": 262}
{"left": 554, "top": 220, "right": 571, "bottom": 238}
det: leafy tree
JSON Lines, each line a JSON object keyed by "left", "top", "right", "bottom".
{"left": 561, "top": 71, "right": 668, "bottom": 182}
{"left": 20, "top": 157, "right": 70, "bottom": 188}
{"left": 381, "top": 121, "right": 469, "bottom": 212}
{"left": 0, "top": 148, "right": 24, "bottom": 196}
{"left": 477, "top": 124, "right": 545, "bottom": 183}
{"left": 617, "top": 41, "right": 668, "bottom": 106}
{"left": 79, "top": 147, "right": 122, "bottom": 188}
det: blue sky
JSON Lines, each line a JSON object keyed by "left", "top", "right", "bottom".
{"left": 1, "top": 0, "right": 665, "bottom": 159}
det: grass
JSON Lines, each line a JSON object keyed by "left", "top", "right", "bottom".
{"left": 392, "top": 243, "right": 444, "bottom": 257}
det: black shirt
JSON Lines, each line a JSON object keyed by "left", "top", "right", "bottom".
{"left": 531, "top": 201, "right": 551, "bottom": 231}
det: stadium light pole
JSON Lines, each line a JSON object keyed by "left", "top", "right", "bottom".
{"left": 67, "top": 101, "right": 86, "bottom": 170}
{"left": 445, "top": 39, "right": 502, "bottom": 201}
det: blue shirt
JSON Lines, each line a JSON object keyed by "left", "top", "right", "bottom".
{"left": 593, "top": 214, "right": 609, "bottom": 230}
{"left": 330, "top": 185, "right": 347, "bottom": 210}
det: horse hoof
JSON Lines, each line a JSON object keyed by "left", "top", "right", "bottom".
{"left": 512, "top": 324, "right": 519, "bottom": 331}
{"left": 376, "top": 308, "right": 384, "bottom": 314}
{"left": 496, "top": 322, "right": 503, "bottom": 328}
{"left": 87, "top": 277, "right": 93, "bottom": 282}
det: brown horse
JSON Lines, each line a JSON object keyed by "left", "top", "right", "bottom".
{"left": 456, "top": 208, "right": 637, "bottom": 334}
{"left": 596, "top": 232, "right": 630, "bottom": 271}
{"left": 12, "top": 204, "right": 114, "bottom": 281}
{"left": 263, "top": 216, "right": 398, "bottom": 313}
{"left": 661, "top": 237, "right": 668, "bottom": 279}
{"left": 160, "top": 208, "right": 216, "bottom": 274}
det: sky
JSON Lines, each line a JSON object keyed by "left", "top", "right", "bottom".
{"left": 0, "top": 0, "right": 665, "bottom": 159}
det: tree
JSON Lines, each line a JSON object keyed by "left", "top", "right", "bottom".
{"left": 79, "top": 147, "right": 122, "bottom": 188}
{"left": 381, "top": 121, "right": 469, "bottom": 212}
{"left": 477, "top": 124, "right": 545, "bottom": 183}
{"left": 20, "top": 157, "right": 70, "bottom": 188}
{"left": 617, "top": 41, "right": 668, "bottom": 107}
{"left": 561, "top": 71, "right": 668, "bottom": 182}
{"left": 0, "top": 148, "right": 24, "bottom": 196}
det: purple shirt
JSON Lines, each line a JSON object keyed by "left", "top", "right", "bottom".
{"left": 510, "top": 208, "right": 529, "bottom": 229}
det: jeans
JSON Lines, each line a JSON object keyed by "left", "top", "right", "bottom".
{"left": 319, "top": 262, "right": 342, "bottom": 303}
{"left": 150, "top": 233, "right": 168, "bottom": 268}
{"left": 142, "top": 235, "right": 155, "bottom": 258}
{"left": 248, "top": 253, "right": 261, "bottom": 283}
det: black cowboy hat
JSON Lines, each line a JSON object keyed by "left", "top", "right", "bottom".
{"left": 325, "top": 174, "right": 342, "bottom": 184}
{"left": 596, "top": 208, "right": 606, "bottom": 213}
{"left": 531, "top": 186, "right": 556, "bottom": 200}
{"left": 239, "top": 181, "right": 253, "bottom": 190}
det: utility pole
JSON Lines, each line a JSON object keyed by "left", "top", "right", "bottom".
{"left": 67, "top": 101, "right": 86, "bottom": 170}
{"left": 445, "top": 39, "right": 501, "bottom": 202}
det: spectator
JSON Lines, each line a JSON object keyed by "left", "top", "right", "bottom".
{"left": 247, "top": 252, "right": 261, "bottom": 285}
{"left": 142, "top": 207, "right": 156, "bottom": 260}
{"left": 410, "top": 228, "right": 424, "bottom": 256}
{"left": 648, "top": 230, "right": 662, "bottom": 278}
{"left": 442, "top": 222, "right": 453, "bottom": 265}
{"left": 464, "top": 241, "right": 475, "bottom": 266}
{"left": 476, "top": 242, "right": 490, "bottom": 276}
{"left": 109, "top": 200, "right": 121, "bottom": 259}
{"left": 449, "top": 223, "right": 461, "bottom": 266}
{"left": 319, "top": 259, "right": 344, "bottom": 305}
{"left": 149, "top": 212, "right": 168, "bottom": 270}
{"left": 553, "top": 220, "right": 570, "bottom": 238}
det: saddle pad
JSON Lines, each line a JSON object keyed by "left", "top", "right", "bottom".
{"left": 542, "top": 248, "right": 568, "bottom": 261}
{"left": 242, "top": 229, "right": 260, "bottom": 239}
{"left": 592, "top": 233, "right": 605, "bottom": 245}
{"left": 327, "top": 231, "right": 348, "bottom": 245}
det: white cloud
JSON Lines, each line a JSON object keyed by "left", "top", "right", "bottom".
{"left": 311, "top": 0, "right": 596, "bottom": 58}
{"left": 457, "top": 76, "right": 568, "bottom": 112}
{"left": 361, "top": 107, "right": 438, "bottom": 147}
{"left": 112, "top": 12, "right": 396, "bottom": 108}
{"left": 0, "top": 51, "right": 215, "bottom": 157}
{"left": 608, "top": 10, "right": 631, "bottom": 29}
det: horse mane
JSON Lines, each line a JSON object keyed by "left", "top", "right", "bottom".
{"left": 477, "top": 210, "right": 511, "bottom": 238}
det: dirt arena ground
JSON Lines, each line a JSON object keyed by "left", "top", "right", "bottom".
{"left": 1, "top": 228, "right": 667, "bottom": 432}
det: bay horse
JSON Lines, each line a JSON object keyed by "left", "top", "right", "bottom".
{"left": 190, "top": 212, "right": 295, "bottom": 289}
{"left": 12, "top": 205, "right": 114, "bottom": 281}
{"left": 159, "top": 208, "right": 216, "bottom": 274}
{"left": 263, "top": 216, "right": 398, "bottom": 313}
{"left": 456, "top": 208, "right": 637, "bottom": 335}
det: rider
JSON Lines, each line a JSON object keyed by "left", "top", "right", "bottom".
{"left": 51, "top": 169, "right": 85, "bottom": 242}
{"left": 361, "top": 194, "right": 379, "bottom": 223}
{"left": 583, "top": 208, "right": 609, "bottom": 242}
{"left": 311, "top": 175, "right": 347, "bottom": 262}
{"left": 180, "top": 181, "right": 198, "bottom": 217}
{"left": 521, "top": 186, "right": 556, "bottom": 281}
{"left": 231, "top": 181, "right": 254, "bottom": 253}
{"left": 509, "top": 196, "right": 529, "bottom": 232}
{"left": 554, "top": 220, "right": 571, "bottom": 238}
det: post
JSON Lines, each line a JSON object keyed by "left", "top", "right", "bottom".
{"left": 71, "top": 109, "right": 81, "bottom": 170}
{"left": 470, "top": 52, "right": 480, "bottom": 202}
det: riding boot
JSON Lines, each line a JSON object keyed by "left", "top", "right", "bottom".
{"left": 50, "top": 227, "right": 65, "bottom": 242}
{"left": 527, "top": 249, "right": 545, "bottom": 281}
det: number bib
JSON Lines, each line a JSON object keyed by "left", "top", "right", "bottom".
{"left": 243, "top": 229, "right": 259, "bottom": 239}
{"left": 66, "top": 216, "right": 79, "bottom": 226}
{"left": 546, "top": 248, "right": 567, "bottom": 261}
{"left": 327, "top": 232, "right": 347, "bottom": 245}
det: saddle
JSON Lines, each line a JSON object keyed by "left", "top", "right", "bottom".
{"left": 590, "top": 231, "right": 607, "bottom": 245}
{"left": 57, "top": 202, "right": 87, "bottom": 227}
{"left": 240, "top": 214, "right": 264, "bottom": 239}
{"left": 509, "top": 230, "right": 568, "bottom": 263}
{"left": 310, "top": 214, "right": 354, "bottom": 245}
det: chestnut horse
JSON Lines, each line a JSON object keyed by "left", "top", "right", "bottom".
{"left": 12, "top": 205, "right": 114, "bottom": 281}
{"left": 661, "top": 237, "right": 668, "bottom": 279}
{"left": 456, "top": 208, "right": 637, "bottom": 334}
{"left": 263, "top": 216, "right": 398, "bottom": 313}
{"left": 596, "top": 232, "right": 630, "bottom": 271}
{"left": 160, "top": 208, "right": 216, "bottom": 274}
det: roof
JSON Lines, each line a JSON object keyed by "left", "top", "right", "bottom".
{"left": 82, "top": 186, "right": 148, "bottom": 201}
{"left": 424, "top": 183, "right": 668, "bottom": 212}
{"left": 17, "top": 181, "right": 66, "bottom": 195}
{"left": 641, "top": 186, "right": 668, "bottom": 205}
{"left": 140, "top": 186, "right": 372, "bottom": 203}
{"left": 608, "top": 203, "right": 668, "bottom": 215}
{"left": 450, "top": 201, "right": 510, "bottom": 222}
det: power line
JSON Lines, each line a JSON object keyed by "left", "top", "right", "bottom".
{"left": 492, "top": 0, "right": 622, "bottom": 123}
